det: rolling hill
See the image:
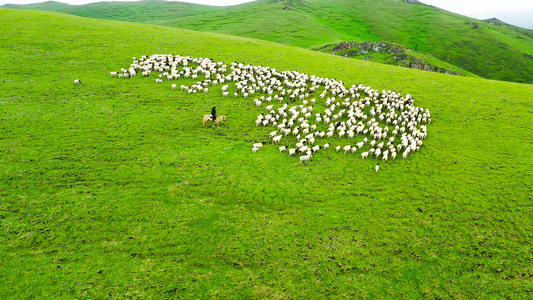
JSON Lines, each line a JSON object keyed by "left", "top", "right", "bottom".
{"left": 1, "top": 8, "right": 532, "bottom": 299}
{"left": 5, "top": 0, "right": 533, "bottom": 84}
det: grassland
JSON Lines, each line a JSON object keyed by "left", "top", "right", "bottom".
{"left": 1, "top": 8, "right": 532, "bottom": 299}
{"left": 7, "top": 0, "right": 533, "bottom": 84}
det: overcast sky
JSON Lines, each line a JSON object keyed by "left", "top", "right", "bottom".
{"left": 2, "top": 0, "right": 533, "bottom": 29}
{"left": 419, "top": 0, "right": 533, "bottom": 29}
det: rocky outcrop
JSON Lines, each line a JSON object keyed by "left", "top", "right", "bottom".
{"left": 465, "top": 22, "right": 480, "bottom": 28}
{"left": 332, "top": 41, "right": 402, "bottom": 56}
{"left": 526, "top": 54, "right": 533, "bottom": 59}
{"left": 325, "top": 40, "right": 463, "bottom": 76}
{"left": 403, "top": 0, "right": 419, "bottom": 3}
{"left": 484, "top": 18, "right": 503, "bottom": 26}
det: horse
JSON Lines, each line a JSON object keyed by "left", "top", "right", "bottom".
{"left": 203, "top": 115, "right": 227, "bottom": 127}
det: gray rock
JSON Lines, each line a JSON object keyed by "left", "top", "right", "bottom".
{"left": 372, "top": 42, "right": 389, "bottom": 52}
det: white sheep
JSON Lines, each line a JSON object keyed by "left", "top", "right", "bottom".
{"left": 272, "top": 135, "right": 282, "bottom": 144}
{"left": 343, "top": 145, "right": 351, "bottom": 154}
{"left": 299, "top": 145, "right": 309, "bottom": 153}
{"left": 403, "top": 147, "right": 410, "bottom": 160}
{"left": 375, "top": 148, "right": 382, "bottom": 158}
{"left": 288, "top": 148, "right": 297, "bottom": 156}
{"left": 299, "top": 154, "right": 312, "bottom": 164}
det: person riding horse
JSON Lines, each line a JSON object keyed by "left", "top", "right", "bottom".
{"left": 211, "top": 106, "right": 217, "bottom": 122}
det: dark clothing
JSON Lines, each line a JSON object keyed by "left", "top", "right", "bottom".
{"left": 211, "top": 106, "right": 217, "bottom": 121}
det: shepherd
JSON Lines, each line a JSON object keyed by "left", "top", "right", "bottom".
{"left": 210, "top": 106, "right": 217, "bottom": 122}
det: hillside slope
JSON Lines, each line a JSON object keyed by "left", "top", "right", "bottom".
{"left": 1, "top": 8, "right": 532, "bottom": 299}
{"left": 2, "top": 0, "right": 219, "bottom": 20}
{"left": 5, "top": 0, "right": 533, "bottom": 83}
{"left": 484, "top": 18, "right": 533, "bottom": 40}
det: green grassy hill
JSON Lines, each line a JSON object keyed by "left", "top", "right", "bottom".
{"left": 1, "top": 8, "right": 532, "bottom": 299}
{"left": 484, "top": 18, "right": 533, "bottom": 40}
{"left": 2, "top": 0, "right": 219, "bottom": 21}
{"left": 6, "top": 0, "right": 533, "bottom": 84}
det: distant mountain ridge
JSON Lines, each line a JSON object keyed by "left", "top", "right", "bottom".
{"left": 483, "top": 18, "right": 533, "bottom": 39}
{"left": 4, "top": 0, "right": 533, "bottom": 83}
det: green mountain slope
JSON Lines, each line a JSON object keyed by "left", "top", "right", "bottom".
{"left": 2, "top": 0, "right": 219, "bottom": 20}
{"left": 484, "top": 17, "right": 533, "bottom": 40}
{"left": 6, "top": 0, "right": 533, "bottom": 83}
{"left": 1, "top": 8, "right": 532, "bottom": 299}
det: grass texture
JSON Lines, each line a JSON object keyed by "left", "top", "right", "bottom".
{"left": 0, "top": 8, "right": 532, "bottom": 299}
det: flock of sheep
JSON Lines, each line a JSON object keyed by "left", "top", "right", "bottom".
{"left": 112, "top": 54, "right": 431, "bottom": 165}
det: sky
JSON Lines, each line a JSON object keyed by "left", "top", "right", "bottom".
{"left": 2, "top": 0, "right": 533, "bottom": 29}
{"left": 418, "top": 0, "right": 533, "bottom": 29}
